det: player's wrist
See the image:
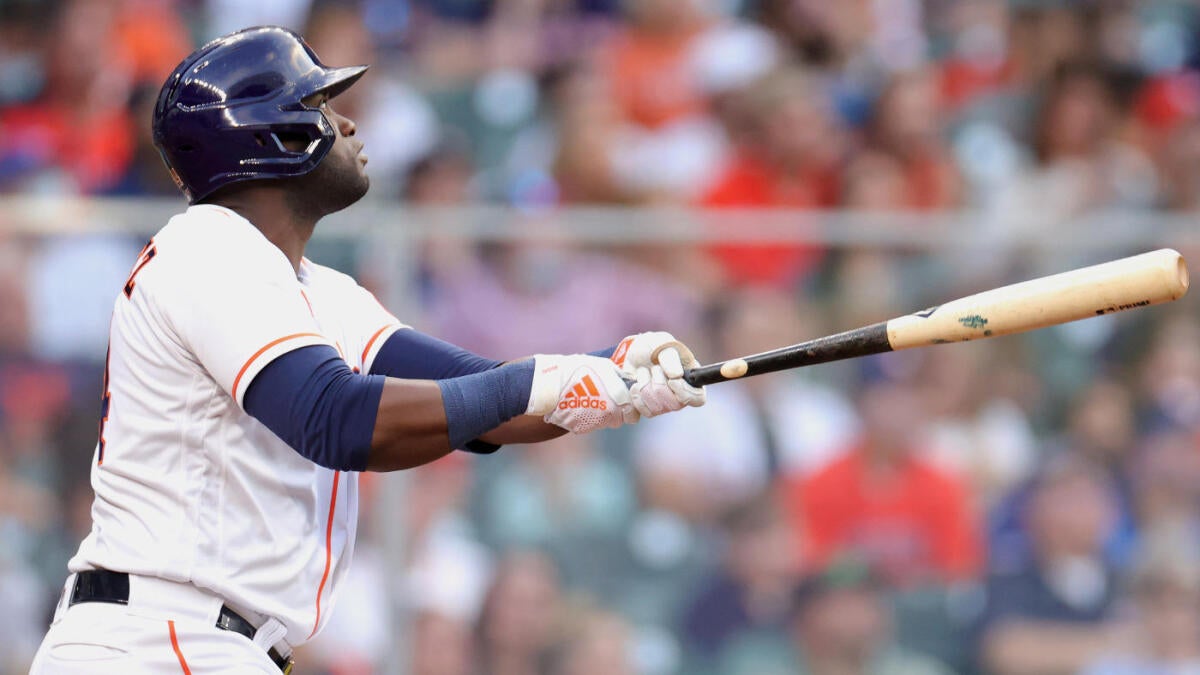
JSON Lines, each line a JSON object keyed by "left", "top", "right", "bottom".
{"left": 438, "top": 360, "right": 535, "bottom": 449}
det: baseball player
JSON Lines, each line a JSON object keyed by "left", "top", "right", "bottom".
{"left": 31, "top": 26, "right": 705, "bottom": 674}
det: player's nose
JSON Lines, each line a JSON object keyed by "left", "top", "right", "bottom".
{"left": 333, "top": 110, "right": 356, "bottom": 138}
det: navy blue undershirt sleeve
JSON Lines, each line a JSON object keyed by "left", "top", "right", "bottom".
{"left": 244, "top": 345, "right": 383, "bottom": 471}
{"left": 369, "top": 328, "right": 616, "bottom": 378}
{"left": 437, "top": 361, "right": 534, "bottom": 452}
{"left": 368, "top": 329, "right": 503, "bottom": 379}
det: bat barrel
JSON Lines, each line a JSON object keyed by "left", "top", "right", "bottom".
{"left": 885, "top": 248, "right": 1189, "bottom": 350}
{"left": 683, "top": 248, "right": 1189, "bottom": 387}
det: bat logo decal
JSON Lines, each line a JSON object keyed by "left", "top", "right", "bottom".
{"left": 914, "top": 306, "right": 940, "bottom": 319}
{"left": 958, "top": 315, "right": 989, "bottom": 329}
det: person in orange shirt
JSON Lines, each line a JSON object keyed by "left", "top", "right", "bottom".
{"left": 598, "top": 0, "right": 711, "bottom": 131}
{"left": 784, "top": 374, "right": 983, "bottom": 586}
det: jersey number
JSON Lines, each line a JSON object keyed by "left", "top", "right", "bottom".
{"left": 99, "top": 241, "right": 158, "bottom": 464}
{"left": 98, "top": 348, "right": 111, "bottom": 465}
{"left": 124, "top": 241, "right": 157, "bottom": 299}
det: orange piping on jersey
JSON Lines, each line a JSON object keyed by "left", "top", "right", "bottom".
{"left": 299, "top": 290, "right": 315, "bottom": 317}
{"left": 232, "top": 333, "right": 324, "bottom": 398}
{"left": 309, "top": 471, "right": 340, "bottom": 639}
{"left": 168, "top": 620, "right": 193, "bottom": 674}
{"left": 360, "top": 325, "right": 395, "bottom": 370}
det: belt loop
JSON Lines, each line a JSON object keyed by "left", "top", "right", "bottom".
{"left": 252, "top": 617, "right": 288, "bottom": 655}
{"left": 53, "top": 574, "right": 77, "bottom": 624}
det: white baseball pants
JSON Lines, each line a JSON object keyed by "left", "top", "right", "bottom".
{"left": 31, "top": 574, "right": 283, "bottom": 674}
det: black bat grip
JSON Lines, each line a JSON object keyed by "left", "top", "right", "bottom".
{"left": 682, "top": 322, "right": 893, "bottom": 387}
{"left": 683, "top": 364, "right": 732, "bottom": 387}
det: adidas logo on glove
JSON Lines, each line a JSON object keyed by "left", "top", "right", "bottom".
{"left": 558, "top": 375, "right": 608, "bottom": 410}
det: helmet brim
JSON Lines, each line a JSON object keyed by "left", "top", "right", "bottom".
{"left": 313, "top": 65, "right": 368, "bottom": 101}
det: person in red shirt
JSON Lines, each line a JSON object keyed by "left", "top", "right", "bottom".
{"left": 784, "top": 375, "right": 983, "bottom": 586}
{"left": 0, "top": 0, "right": 188, "bottom": 194}
{"left": 699, "top": 67, "right": 847, "bottom": 287}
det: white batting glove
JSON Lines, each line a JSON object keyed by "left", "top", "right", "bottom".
{"left": 612, "top": 332, "right": 707, "bottom": 417}
{"left": 526, "top": 354, "right": 640, "bottom": 434}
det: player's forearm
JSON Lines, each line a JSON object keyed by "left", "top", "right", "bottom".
{"left": 368, "top": 361, "right": 537, "bottom": 470}
{"left": 477, "top": 415, "right": 568, "bottom": 445}
{"left": 365, "top": 379, "right": 455, "bottom": 471}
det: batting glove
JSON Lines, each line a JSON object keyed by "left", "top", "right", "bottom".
{"left": 612, "top": 332, "right": 707, "bottom": 417}
{"left": 527, "top": 354, "right": 640, "bottom": 434}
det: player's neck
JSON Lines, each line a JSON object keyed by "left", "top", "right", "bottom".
{"left": 214, "top": 191, "right": 317, "bottom": 274}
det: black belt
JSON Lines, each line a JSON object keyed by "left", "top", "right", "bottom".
{"left": 69, "top": 570, "right": 294, "bottom": 673}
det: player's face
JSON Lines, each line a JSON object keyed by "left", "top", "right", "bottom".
{"left": 295, "top": 92, "right": 370, "bottom": 214}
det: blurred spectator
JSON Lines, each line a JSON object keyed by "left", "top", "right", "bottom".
{"left": 717, "top": 559, "right": 954, "bottom": 675}
{"left": 699, "top": 67, "right": 846, "bottom": 287}
{"left": 975, "top": 453, "right": 1125, "bottom": 675}
{"left": 918, "top": 344, "right": 1038, "bottom": 510}
{"left": 990, "top": 377, "right": 1140, "bottom": 572}
{"left": 785, "top": 374, "right": 983, "bottom": 586}
{"left": 1082, "top": 537, "right": 1200, "bottom": 675}
{"left": 840, "top": 152, "right": 911, "bottom": 211}
{"left": 936, "top": 1, "right": 1019, "bottom": 111}
{"left": 1138, "top": 313, "right": 1200, "bottom": 433}
{"left": 476, "top": 550, "right": 565, "bottom": 675}
{"left": 405, "top": 136, "right": 478, "bottom": 204}
{"left": 472, "top": 433, "right": 636, "bottom": 587}
{"left": 634, "top": 286, "right": 858, "bottom": 524}
{"left": 549, "top": 608, "right": 635, "bottom": 675}
{"left": 679, "top": 493, "right": 802, "bottom": 664}
{"left": 864, "top": 69, "right": 962, "bottom": 210}
{"left": 103, "top": 87, "right": 184, "bottom": 197}
{"left": 787, "top": 561, "right": 954, "bottom": 675}
{"left": 992, "top": 62, "right": 1157, "bottom": 224}
{"left": 1129, "top": 430, "right": 1200, "bottom": 557}
{"left": 756, "top": 0, "right": 872, "bottom": 71}
{"left": 0, "top": 1, "right": 135, "bottom": 194}
{"left": 207, "top": 0, "right": 314, "bottom": 37}
{"left": 598, "top": 0, "right": 709, "bottom": 132}
{"left": 548, "top": 58, "right": 631, "bottom": 203}
{"left": 424, "top": 222, "right": 701, "bottom": 357}
{"left": 411, "top": 608, "right": 477, "bottom": 675}
{"left": 403, "top": 455, "right": 493, "bottom": 622}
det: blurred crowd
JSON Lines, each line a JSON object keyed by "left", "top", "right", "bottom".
{"left": 6, "top": 0, "right": 1200, "bottom": 674}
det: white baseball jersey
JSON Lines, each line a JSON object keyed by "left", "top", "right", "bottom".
{"left": 69, "top": 204, "right": 406, "bottom": 646}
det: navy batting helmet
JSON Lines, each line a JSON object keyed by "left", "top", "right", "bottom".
{"left": 153, "top": 26, "right": 367, "bottom": 203}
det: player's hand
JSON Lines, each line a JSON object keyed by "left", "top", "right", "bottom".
{"left": 526, "top": 354, "right": 640, "bottom": 434}
{"left": 612, "top": 331, "right": 707, "bottom": 417}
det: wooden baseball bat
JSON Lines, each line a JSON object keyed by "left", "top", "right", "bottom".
{"left": 683, "top": 248, "right": 1190, "bottom": 387}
